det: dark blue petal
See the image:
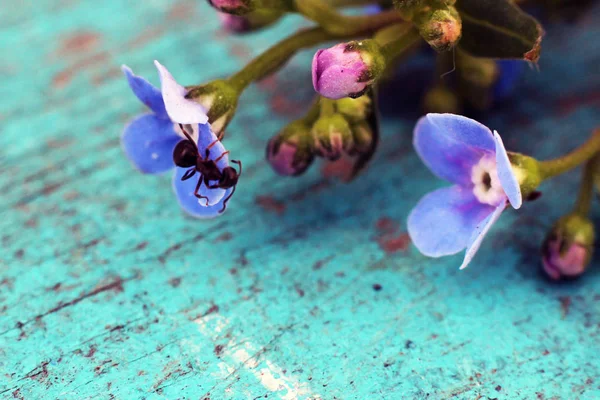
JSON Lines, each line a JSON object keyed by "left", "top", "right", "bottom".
{"left": 408, "top": 185, "right": 494, "bottom": 258}
{"left": 414, "top": 114, "right": 495, "bottom": 186}
{"left": 460, "top": 201, "right": 506, "bottom": 270}
{"left": 172, "top": 168, "right": 233, "bottom": 218}
{"left": 122, "top": 114, "right": 180, "bottom": 174}
{"left": 122, "top": 65, "right": 167, "bottom": 119}
{"left": 494, "top": 131, "right": 522, "bottom": 209}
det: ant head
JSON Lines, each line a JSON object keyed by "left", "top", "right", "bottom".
{"left": 173, "top": 140, "right": 198, "bottom": 168}
{"left": 219, "top": 166, "right": 239, "bottom": 187}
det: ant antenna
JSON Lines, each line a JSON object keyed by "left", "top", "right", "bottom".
{"left": 440, "top": 47, "right": 456, "bottom": 79}
{"left": 178, "top": 123, "right": 198, "bottom": 152}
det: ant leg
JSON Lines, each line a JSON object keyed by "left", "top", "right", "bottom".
{"left": 214, "top": 151, "right": 230, "bottom": 163}
{"left": 181, "top": 168, "right": 196, "bottom": 181}
{"left": 231, "top": 159, "right": 242, "bottom": 176}
{"left": 193, "top": 175, "right": 210, "bottom": 206}
{"left": 219, "top": 185, "right": 237, "bottom": 214}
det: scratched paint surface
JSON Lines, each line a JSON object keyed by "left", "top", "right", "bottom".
{"left": 1, "top": 1, "right": 600, "bottom": 399}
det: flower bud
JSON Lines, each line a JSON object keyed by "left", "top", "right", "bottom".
{"left": 311, "top": 114, "right": 354, "bottom": 160}
{"left": 266, "top": 121, "right": 315, "bottom": 176}
{"left": 348, "top": 121, "right": 376, "bottom": 156}
{"left": 186, "top": 80, "right": 239, "bottom": 135}
{"left": 413, "top": 5, "right": 462, "bottom": 52}
{"left": 542, "top": 214, "right": 595, "bottom": 280}
{"left": 312, "top": 40, "right": 385, "bottom": 100}
{"left": 208, "top": 0, "right": 255, "bottom": 15}
{"left": 422, "top": 85, "right": 461, "bottom": 114}
{"left": 218, "top": 8, "right": 282, "bottom": 33}
{"left": 335, "top": 96, "right": 372, "bottom": 123}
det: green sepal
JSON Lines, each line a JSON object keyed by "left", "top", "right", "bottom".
{"left": 455, "top": 0, "right": 543, "bottom": 62}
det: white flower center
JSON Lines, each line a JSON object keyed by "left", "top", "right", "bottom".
{"left": 471, "top": 156, "right": 506, "bottom": 206}
{"left": 173, "top": 123, "right": 199, "bottom": 143}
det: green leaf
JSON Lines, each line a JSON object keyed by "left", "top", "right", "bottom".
{"left": 456, "top": 0, "right": 543, "bottom": 62}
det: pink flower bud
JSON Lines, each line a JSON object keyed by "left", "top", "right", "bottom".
{"left": 266, "top": 122, "right": 314, "bottom": 176}
{"left": 312, "top": 40, "right": 384, "bottom": 100}
{"left": 542, "top": 239, "right": 589, "bottom": 280}
{"left": 208, "top": 0, "right": 253, "bottom": 15}
{"left": 541, "top": 214, "right": 594, "bottom": 281}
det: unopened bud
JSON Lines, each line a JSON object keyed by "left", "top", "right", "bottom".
{"left": 266, "top": 121, "right": 315, "bottom": 176}
{"left": 186, "top": 80, "right": 239, "bottom": 135}
{"left": 312, "top": 40, "right": 385, "bottom": 100}
{"left": 208, "top": 0, "right": 255, "bottom": 15}
{"left": 422, "top": 85, "right": 461, "bottom": 114}
{"left": 218, "top": 8, "right": 282, "bottom": 33}
{"left": 414, "top": 5, "right": 462, "bottom": 52}
{"left": 542, "top": 214, "right": 595, "bottom": 280}
{"left": 311, "top": 114, "right": 354, "bottom": 160}
{"left": 335, "top": 96, "right": 372, "bottom": 123}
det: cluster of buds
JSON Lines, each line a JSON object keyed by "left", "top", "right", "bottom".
{"left": 267, "top": 93, "right": 378, "bottom": 177}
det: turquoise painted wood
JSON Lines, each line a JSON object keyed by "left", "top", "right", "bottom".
{"left": 1, "top": 1, "right": 600, "bottom": 399}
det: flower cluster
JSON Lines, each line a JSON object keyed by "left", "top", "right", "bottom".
{"left": 121, "top": 0, "right": 599, "bottom": 279}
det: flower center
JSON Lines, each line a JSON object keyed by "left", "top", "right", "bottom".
{"left": 471, "top": 156, "right": 506, "bottom": 206}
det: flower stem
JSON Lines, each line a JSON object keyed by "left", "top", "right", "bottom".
{"left": 292, "top": 0, "right": 405, "bottom": 36}
{"left": 379, "top": 26, "right": 421, "bottom": 62}
{"left": 227, "top": 28, "right": 331, "bottom": 91}
{"left": 574, "top": 154, "right": 600, "bottom": 215}
{"left": 538, "top": 129, "right": 600, "bottom": 180}
{"left": 228, "top": 12, "right": 406, "bottom": 92}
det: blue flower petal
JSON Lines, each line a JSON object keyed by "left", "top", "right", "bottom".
{"left": 122, "top": 114, "right": 180, "bottom": 174}
{"left": 414, "top": 113, "right": 496, "bottom": 186}
{"left": 460, "top": 201, "right": 506, "bottom": 270}
{"left": 408, "top": 185, "right": 495, "bottom": 257}
{"left": 197, "top": 123, "right": 230, "bottom": 170}
{"left": 172, "top": 167, "right": 232, "bottom": 218}
{"left": 494, "top": 130, "right": 522, "bottom": 209}
{"left": 122, "top": 65, "right": 167, "bottom": 119}
{"left": 154, "top": 60, "right": 209, "bottom": 125}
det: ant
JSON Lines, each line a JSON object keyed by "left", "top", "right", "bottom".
{"left": 172, "top": 123, "right": 241, "bottom": 213}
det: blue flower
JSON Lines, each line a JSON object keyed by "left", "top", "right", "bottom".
{"left": 121, "top": 61, "right": 235, "bottom": 218}
{"left": 407, "top": 114, "right": 523, "bottom": 269}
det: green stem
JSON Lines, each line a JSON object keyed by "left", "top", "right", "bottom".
{"left": 228, "top": 28, "right": 331, "bottom": 91}
{"left": 319, "top": 98, "right": 336, "bottom": 116}
{"left": 292, "top": 0, "right": 405, "bottom": 36}
{"left": 228, "top": 12, "right": 406, "bottom": 91}
{"left": 539, "top": 129, "right": 600, "bottom": 180}
{"left": 380, "top": 27, "right": 421, "bottom": 61}
{"left": 574, "top": 154, "right": 600, "bottom": 215}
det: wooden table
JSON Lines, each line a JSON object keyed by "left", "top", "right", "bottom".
{"left": 1, "top": 1, "right": 599, "bottom": 399}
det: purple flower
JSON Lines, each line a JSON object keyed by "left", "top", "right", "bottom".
{"left": 312, "top": 41, "right": 383, "bottom": 100}
{"left": 121, "top": 61, "right": 235, "bottom": 218}
{"left": 407, "top": 114, "right": 522, "bottom": 269}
